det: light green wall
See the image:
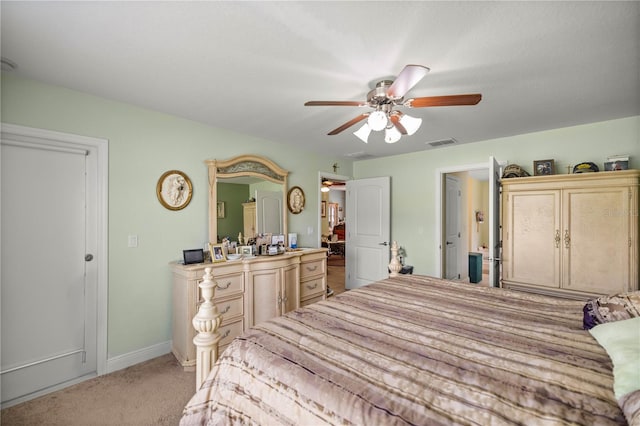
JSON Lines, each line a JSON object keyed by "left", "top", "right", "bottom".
{"left": 216, "top": 182, "right": 250, "bottom": 241}
{"left": 1, "top": 73, "right": 353, "bottom": 358}
{"left": 354, "top": 116, "right": 640, "bottom": 275}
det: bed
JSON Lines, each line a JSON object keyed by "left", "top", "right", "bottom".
{"left": 180, "top": 273, "right": 639, "bottom": 425}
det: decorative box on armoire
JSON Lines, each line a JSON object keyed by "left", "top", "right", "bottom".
{"left": 501, "top": 169, "right": 639, "bottom": 300}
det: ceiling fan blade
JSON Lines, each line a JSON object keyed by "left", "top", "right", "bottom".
{"left": 405, "top": 93, "right": 482, "bottom": 108}
{"left": 305, "top": 101, "right": 366, "bottom": 107}
{"left": 389, "top": 114, "right": 408, "bottom": 135}
{"left": 386, "top": 64, "right": 430, "bottom": 98}
{"left": 327, "top": 114, "right": 369, "bottom": 135}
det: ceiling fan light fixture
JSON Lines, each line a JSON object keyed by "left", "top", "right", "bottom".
{"left": 353, "top": 123, "right": 371, "bottom": 143}
{"left": 384, "top": 126, "right": 402, "bottom": 144}
{"left": 321, "top": 186, "right": 330, "bottom": 192}
{"left": 367, "top": 110, "right": 388, "bottom": 131}
{"left": 399, "top": 113, "right": 422, "bottom": 135}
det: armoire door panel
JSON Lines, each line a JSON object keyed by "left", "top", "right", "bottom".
{"left": 505, "top": 191, "right": 561, "bottom": 288}
{"left": 562, "top": 188, "right": 630, "bottom": 294}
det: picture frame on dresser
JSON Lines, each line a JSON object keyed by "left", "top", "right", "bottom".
{"left": 239, "top": 245, "right": 253, "bottom": 256}
{"left": 209, "top": 243, "right": 226, "bottom": 263}
{"left": 533, "top": 159, "right": 555, "bottom": 176}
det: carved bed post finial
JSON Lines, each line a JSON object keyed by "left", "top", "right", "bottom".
{"left": 389, "top": 241, "right": 402, "bottom": 277}
{"left": 192, "top": 267, "right": 222, "bottom": 390}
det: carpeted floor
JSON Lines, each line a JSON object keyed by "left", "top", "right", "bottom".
{"left": 1, "top": 353, "right": 195, "bottom": 426}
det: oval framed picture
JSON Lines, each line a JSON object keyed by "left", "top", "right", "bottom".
{"left": 287, "top": 186, "right": 305, "bottom": 214}
{"left": 157, "top": 170, "right": 193, "bottom": 210}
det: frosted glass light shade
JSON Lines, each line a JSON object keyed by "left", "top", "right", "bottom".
{"left": 321, "top": 186, "right": 330, "bottom": 192}
{"left": 353, "top": 123, "right": 371, "bottom": 143}
{"left": 367, "top": 110, "right": 388, "bottom": 131}
{"left": 384, "top": 126, "right": 402, "bottom": 143}
{"left": 399, "top": 113, "right": 422, "bottom": 135}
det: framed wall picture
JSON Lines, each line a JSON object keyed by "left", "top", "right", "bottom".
{"left": 533, "top": 159, "right": 555, "bottom": 176}
{"left": 287, "top": 186, "right": 305, "bottom": 214}
{"left": 217, "top": 201, "right": 225, "bottom": 218}
{"left": 321, "top": 201, "right": 326, "bottom": 217}
{"left": 208, "top": 243, "right": 226, "bottom": 263}
{"left": 156, "top": 170, "right": 193, "bottom": 210}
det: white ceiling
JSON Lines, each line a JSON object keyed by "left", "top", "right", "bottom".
{"left": 1, "top": 1, "right": 638, "bottom": 160}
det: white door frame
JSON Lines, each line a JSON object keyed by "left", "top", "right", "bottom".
{"left": 434, "top": 160, "right": 505, "bottom": 278}
{"left": 1, "top": 123, "right": 108, "bottom": 377}
{"left": 317, "top": 171, "right": 351, "bottom": 247}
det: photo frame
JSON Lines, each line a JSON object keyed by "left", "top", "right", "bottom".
{"left": 239, "top": 245, "right": 253, "bottom": 256}
{"left": 321, "top": 201, "right": 327, "bottom": 217}
{"left": 217, "top": 201, "right": 225, "bottom": 219}
{"left": 208, "top": 243, "right": 226, "bottom": 263}
{"left": 533, "top": 159, "right": 555, "bottom": 176}
{"left": 604, "top": 160, "right": 628, "bottom": 171}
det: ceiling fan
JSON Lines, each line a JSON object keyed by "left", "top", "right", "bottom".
{"left": 304, "top": 65, "right": 482, "bottom": 143}
{"left": 321, "top": 178, "right": 345, "bottom": 192}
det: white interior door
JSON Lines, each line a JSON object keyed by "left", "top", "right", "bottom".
{"left": 256, "top": 190, "right": 283, "bottom": 235}
{"left": 444, "top": 176, "right": 461, "bottom": 280}
{"left": 488, "top": 156, "right": 502, "bottom": 287}
{"left": 345, "top": 177, "right": 390, "bottom": 289}
{"left": 1, "top": 126, "right": 103, "bottom": 407}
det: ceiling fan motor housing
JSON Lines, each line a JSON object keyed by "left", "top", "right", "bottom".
{"left": 368, "top": 80, "right": 402, "bottom": 107}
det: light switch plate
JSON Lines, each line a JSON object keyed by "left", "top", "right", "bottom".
{"left": 128, "top": 235, "right": 138, "bottom": 248}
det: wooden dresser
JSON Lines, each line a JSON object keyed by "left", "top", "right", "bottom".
{"left": 170, "top": 248, "right": 327, "bottom": 368}
{"left": 501, "top": 170, "right": 639, "bottom": 300}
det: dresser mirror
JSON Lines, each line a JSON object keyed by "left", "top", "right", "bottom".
{"left": 206, "top": 155, "right": 289, "bottom": 244}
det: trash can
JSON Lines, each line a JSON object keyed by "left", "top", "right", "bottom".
{"left": 468, "top": 252, "right": 482, "bottom": 284}
{"left": 400, "top": 265, "right": 413, "bottom": 275}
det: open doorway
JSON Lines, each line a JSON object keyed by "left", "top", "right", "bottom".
{"left": 435, "top": 159, "right": 504, "bottom": 287}
{"left": 318, "top": 172, "right": 349, "bottom": 295}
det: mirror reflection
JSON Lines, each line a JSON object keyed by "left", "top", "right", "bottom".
{"left": 216, "top": 178, "right": 283, "bottom": 242}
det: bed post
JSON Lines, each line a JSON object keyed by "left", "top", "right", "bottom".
{"left": 389, "top": 241, "right": 402, "bottom": 277}
{"left": 192, "top": 267, "right": 222, "bottom": 390}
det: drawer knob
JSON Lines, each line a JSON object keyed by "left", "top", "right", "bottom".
{"left": 216, "top": 281, "right": 232, "bottom": 290}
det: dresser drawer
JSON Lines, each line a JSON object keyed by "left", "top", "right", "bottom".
{"left": 198, "top": 272, "right": 243, "bottom": 300}
{"left": 213, "top": 295, "right": 243, "bottom": 322}
{"left": 300, "top": 276, "right": 325, "bottom": 299}
{"left": 300, "top": 293, "right": 324, "bottom": 307}
{"left": 300, "top": 259, "right": 326, "bottom": 279}
{"left": 218, "top": 318, "right": 244, "bottom": 347}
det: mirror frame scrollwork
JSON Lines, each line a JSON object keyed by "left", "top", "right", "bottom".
{"left": 205, "top": 155, "right": 289, "bottom": 243}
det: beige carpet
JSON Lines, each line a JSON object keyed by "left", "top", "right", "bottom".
{"left": 1, "top": 353, "right": 195, "bottom": 426}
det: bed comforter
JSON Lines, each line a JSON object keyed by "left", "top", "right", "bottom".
{"left": 180, "top": 275, "right": 628, "bottom": 425}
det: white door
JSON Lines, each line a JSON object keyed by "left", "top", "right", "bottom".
{"left": 444, "top": 176, "right": 461, "bottom": 280}
{"left": 1, "top": 126, "right": 104, "bottom": 406}
{"left": 256, "top": 190, "right": 283, "bottom": 235}
{"left": 345, "top": 177, "right": 390, "bottom": 289}
{"left": 488, "top": 156, "right": 502, "bottom": 287}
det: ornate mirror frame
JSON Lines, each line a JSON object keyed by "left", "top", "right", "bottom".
{"left": 206, "top": 155, "right": 289, "bottom": 243}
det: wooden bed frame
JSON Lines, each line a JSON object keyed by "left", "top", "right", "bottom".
{"left": 191, "top": 241, "right": 404, "bottom": 389}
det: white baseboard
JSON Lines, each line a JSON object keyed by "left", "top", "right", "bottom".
{"left": 106, "top": 341, "right": 172, "bottom": 374}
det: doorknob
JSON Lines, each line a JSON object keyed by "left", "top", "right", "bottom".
{"left": 446, "top": 241, "right": 454, "bottom": 245}
{"left": 378, "top": 242, "right": 389, "bottom": 246}
{"left": 85, "top": 254, "right": 94, "bottom": 262}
